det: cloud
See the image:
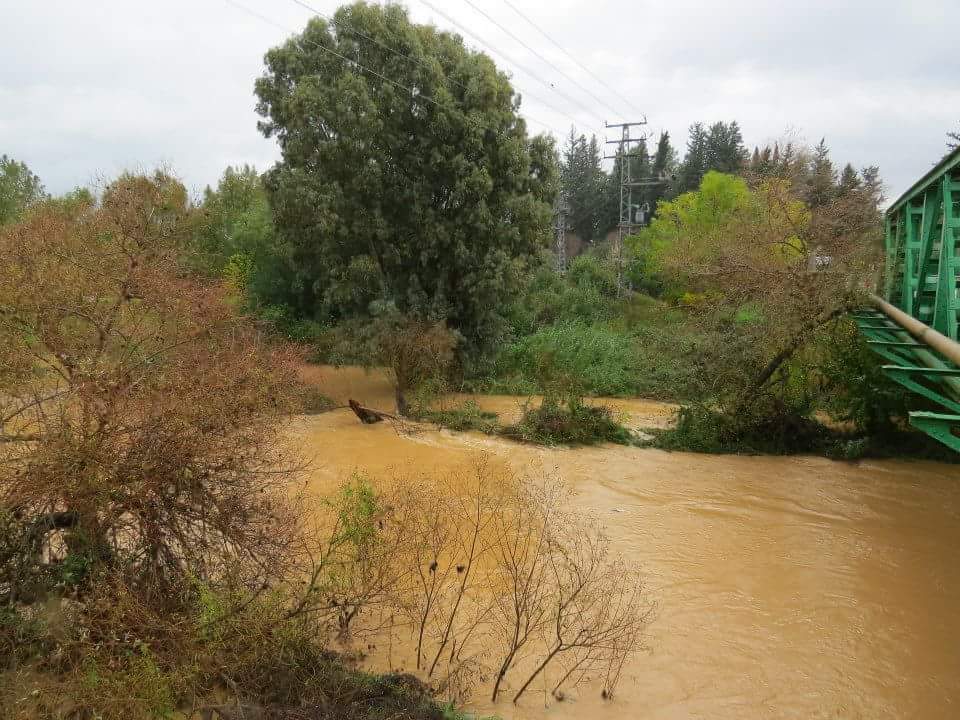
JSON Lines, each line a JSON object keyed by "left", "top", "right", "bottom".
{"left": 1, "top": 0, "right": 956, "bottom": 201}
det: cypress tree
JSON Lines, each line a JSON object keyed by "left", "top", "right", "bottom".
{"left": 678, "top": 123, "right": 709, "bottom": 193}
{"left": 837, "top": 163, "right": 861, "bottom": 196}
{"left": 560, "top": 128, "right": 605, "bottom": 242}
{"left": 650, "top": 131, "right": 675, "bottom": 208}
{"left": 705, "top": 121, "right": 748, "bottom": 174}
{"left": 805, "top": 138, "right": 837, "bottom": 208}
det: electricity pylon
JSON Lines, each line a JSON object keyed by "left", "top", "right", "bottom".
{"left": 604, "top": 119, "right": 664, "bottom": 293}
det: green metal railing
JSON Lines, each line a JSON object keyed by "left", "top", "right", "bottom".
{"left": 856, "top": 147, "right": 960, "bottom": 452}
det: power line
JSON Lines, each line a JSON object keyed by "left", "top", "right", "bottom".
{"left": 285, "top": 0, "right": 584, "bottom": 134}
{"left": 229, "top": 1, "right": 445, "bottom": 109}
{"left": 225, "top": 0, "right": 563, "bottom": 137}
{"left": 287, "top": 0, "right": 470, "bottom": 97}
{"left": 458, "top": 0, "right": 625, "bottom": 121}
{"left": 417, "top": 0, "right": 603, "bottom": 129}
{"left": 499, "top": 0, "right": 647, "bottom": 118}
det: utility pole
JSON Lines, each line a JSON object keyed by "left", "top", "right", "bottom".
{"left": 554, "top": 192, "right": 569, "bottom": 273}
{"left": 604, "top": 119, "right": 663, "bottom": 293}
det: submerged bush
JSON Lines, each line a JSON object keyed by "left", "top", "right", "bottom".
{"left": 502, "top": 397, "right": 634, "bottom": 446}
{"left": 649, "top": 403, "right": 835, "bottom": 456}
{"left": 419, "top": 400, "right": 500, "bottom": 434}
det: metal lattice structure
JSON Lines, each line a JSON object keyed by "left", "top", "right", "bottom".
{"left": 884, "top": 147, "right": 960, "bottom": 339}
{"left": 855, "top": 147, "right": 960, "bottom": 452}
{"left": 603, "top": 120, "right": 648, "bottom": 292}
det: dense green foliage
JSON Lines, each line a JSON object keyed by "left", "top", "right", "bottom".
{"left": 501, "top": 397, "right": 634, "bottom": 446}
{"left": 254, "top": 3, "right": 556, "bottom": 352}
{"left": 560, "top": 129, "right": 606, "bottom": 241}
{"left": 677, "top": 121, "right": 748, "bottom": 193}
{"left": 0, "top": 154, "right": 46, "bottom": 225}
{"left": 193, "top": 165, "right": 276, "bottom": 278}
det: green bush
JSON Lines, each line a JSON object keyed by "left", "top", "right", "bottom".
{"left": 486, "top": 316, "right": 714, "bottom": 401}
{"left": 501, "top": 397, "right": 633, "bottom": 446}
{"left": 565, "top": 254, "right": 618, "bottom": 297}
{"left": 815, "top": 319, "right": 914, "bottom": 433}
{"left": 648, "top": 403, "right": 835, "bottom": 455}
{"left": 495, "top": 321, "right": 641, "bottom": 397}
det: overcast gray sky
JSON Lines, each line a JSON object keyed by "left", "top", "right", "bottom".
{"left": 2, "top": 0, "right": 957, "bottom": 203}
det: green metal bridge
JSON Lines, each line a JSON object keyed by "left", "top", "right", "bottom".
{"left": 854, "top": 146, "right": 960, "bottom": 452}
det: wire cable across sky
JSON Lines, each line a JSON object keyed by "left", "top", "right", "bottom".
{"left": 225, "top": 0, "right": 567, "bottom": 138}
{"left": 458, "top": 0, "right": 627, "bottom": 121}
{"left": 499, "top": 0, "right": 646, "bottom": 118}
{"left": 286, "top": 0, "right": 590, "bottom": 134}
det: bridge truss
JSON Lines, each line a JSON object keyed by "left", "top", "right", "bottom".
{"left": 855, "top": 147, "right": 960, "bottom": 452}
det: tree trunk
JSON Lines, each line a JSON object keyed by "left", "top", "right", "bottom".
{"left": 395, "top": 387, "right": 409, "bottom": 417}
{"left": 739, "top": 304, "right": 850, "bottom": 410}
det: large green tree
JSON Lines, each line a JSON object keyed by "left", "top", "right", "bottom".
{"left": 254, "top": 2, "right": 557, "bottom": 350}
{"left": 0, "top": 155, "right": 46, "bottom": 225}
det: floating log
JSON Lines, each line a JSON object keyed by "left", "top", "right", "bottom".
{"left": 348, "top": 398, "right": 386, "bottom": 424}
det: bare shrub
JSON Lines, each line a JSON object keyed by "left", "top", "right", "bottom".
{"left": 510, "top": 521, "right": 650, "bottom": 703}
{"left": 289, "top": 476, "right": 412, "bottom": 638}
{"left": 334, "top": 459, "right": 652, "bottom": 706}
{"left": 487, "top": 480, "right": 560, "bottom": 701}
{"left": 484, "top": 478, "right": 652, "bottom": 704}
{"left": 376, "top": 317, "right": 456, "bottom": 416}
{"left": 0, "top": 173, "right": 304, "bottom": 600}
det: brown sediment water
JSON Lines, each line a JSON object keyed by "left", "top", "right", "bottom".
{"left": 292, "top": 365, "right": 960, "bottom": 719}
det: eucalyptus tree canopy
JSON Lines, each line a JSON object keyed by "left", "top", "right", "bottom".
{"left": 255, "top": 2, "right": 557, "bottom": 350}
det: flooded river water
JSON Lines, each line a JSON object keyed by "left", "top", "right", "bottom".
{"left": 293, "top": 365, "right": 960, "bottom": 719}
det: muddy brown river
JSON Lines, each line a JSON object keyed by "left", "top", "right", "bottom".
{"left": 294, "top": 366, "right": 960, "bottom": 719}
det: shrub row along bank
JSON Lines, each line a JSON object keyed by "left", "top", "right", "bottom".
{"left": 415, "top": 396, "right": 637, "bottom": 447}
{"left": 1, "top": 579, "right": 450, "bottom": 720}
{"left": 647, "top": 404, "right": 960, "bottom": 462}
{"left": 0, "top": 175, "right": 486, "bottom": 719}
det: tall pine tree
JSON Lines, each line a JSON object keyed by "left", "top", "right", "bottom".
{"left": 678, "top": 123, "right": 709, "bottom": 193}
{"left": 837, "top": 163, "right": 861, "bottom": 196}
{"left": 705, "top": 121, "right": 748, "bottom": 173}
{"left": 649, "top": 131, "right": 676, "bottom": 208}
{"left": 560, "top": 128, "right": 605, "bottom": 241}
{"left": 805, "top": 138, "right": 837, "bottom": 208}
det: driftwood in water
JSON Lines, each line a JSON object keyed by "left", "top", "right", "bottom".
{"left": 348, "top": 398, "right": 387, "bottom": 424}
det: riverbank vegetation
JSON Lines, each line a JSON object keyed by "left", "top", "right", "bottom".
{"left": 2, "top": 6, "right": 953, "bottom": 456}
{"left": 1, "top": 171, "right": 652, "bottom": 716}
{"left": 0, "top": 5, "right": 658, "bottom": 715}
{"left": 153, "top": 4, "right": 945, "bottom": 457}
